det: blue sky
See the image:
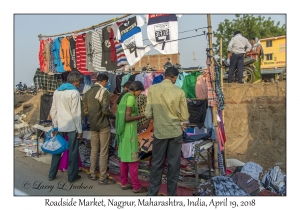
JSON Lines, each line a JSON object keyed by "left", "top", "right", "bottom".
{"left": 14, "top": 14, "right": 285, "bottom": 86}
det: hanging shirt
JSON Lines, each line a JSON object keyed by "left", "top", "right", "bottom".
{"left": 144, "top": 73, "right": 155, "bottom": 96}
{"left": 120, "top": 73, "right": 132, "bottom": 92}
{"left": 116, "top": 16, "right": 151, "bottom": 66}
{"left": 181, "top": 71, "right": 201, "bottom": 98}
{"left": 195, "top": 74, "right": 208, "bottom": 99}
{"left": 145, "top": 14, "right": 182, "bottom": 54}
{"left": 175, "top": 71, "right": 190, "bottom": 88}
{"left": 76, "top": 33, "right": 92, "bottom": 75}
{"left": 44, "top": 38, "right": 52, "bottom": 73}
{"left": 152, "top": 74, "right": 164, "bottom": 85}
{"left": 108, "top": 72, "right": 117, "bottom": 93}
{"left": 52, "top": 37, "right": 65, "bottom": 73}
{"left": 69, "top": 37, "right": 77, "bottom": 70}
{"left": 115, "top": 74, "right": 125, "bottom": 94}
{"left": 111, "top": 22, "right": 129, "bottom": 67}
{"left": 39, "top": 39, "right": 46, "bottom": 72}
{"left": 135, "top": 71, "right": 148, "bottom": 85}
{"left": 128, "top": 73, "right": 139, "bottom": 82}
{"left": 60, "top": 37, "right": 72, "bottom": 71}
{"left": 85, "top": 31, "right": 96, "bottom": 72}
{"left": 91, "top": 30, "right": 106, "bottom": 71}
{"left": 102, "top": 26, "right": 118, "bottom": 70}
{"left": 49, "top": 40, "right": 57, "bottom": 73}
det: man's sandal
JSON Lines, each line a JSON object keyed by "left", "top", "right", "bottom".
{"left": 88, "top": 174, "right": 97, "bottom": 181}
{"left": 98, "top": 177, "right": 116, "bottom": 185}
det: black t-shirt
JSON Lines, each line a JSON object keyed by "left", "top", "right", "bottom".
{"left": 69, "top": 37, "right": 77, "bottom": 70}
{"left": 102, "top": 26, "right": 118, "bottom": 70}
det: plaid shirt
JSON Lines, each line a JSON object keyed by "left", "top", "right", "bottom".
{"left": 206, "top": 65, "right": 217, "bottom": 107}
{"left": 33, "top": 68, "right": 62, "bottom": 91}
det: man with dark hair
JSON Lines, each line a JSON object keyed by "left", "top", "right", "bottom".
{"left": 117, "top": 81, "right": 132, "bottom": 105}
{"left": 227, "top": 30, "right": 252, "bottom": 83}
{"left": 145, "top": 66, "right": 190, "bottom": 196}
{"left": 49, "top": 70, "right": 84, "bottom": 182}
{"left": 82, "top": 73, "right": 116, "bottom": 185}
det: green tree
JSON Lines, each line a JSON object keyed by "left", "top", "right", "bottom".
{"left": 213, "top": 15, "right": 286, "bottom": 59}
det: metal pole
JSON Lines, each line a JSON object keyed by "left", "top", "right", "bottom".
{"left": 207, "top": 14, "right": 219, "bottom": 176}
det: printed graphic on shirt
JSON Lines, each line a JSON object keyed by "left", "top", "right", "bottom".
{"left": 154, "top": 23, "right": 170, "bottom": 50}
{"left": 146, "top": 14, "right": 181, "bottom": 55}
{"left": 116, "top": 16, "right": 150, "bottom": 66}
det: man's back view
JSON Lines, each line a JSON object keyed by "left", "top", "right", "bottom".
{"left": 145, "top": 67, "right": 189, "bottom": 196}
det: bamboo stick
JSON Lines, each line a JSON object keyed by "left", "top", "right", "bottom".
{"left": 207, "top": 14, "right": 219, "bottom": 176}
{"left": 38, "top": 14, "right": 131, "bottom": 38}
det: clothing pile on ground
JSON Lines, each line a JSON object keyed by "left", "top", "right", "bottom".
{"left": 193, "top": 161, "right": 286, "bottom": 196}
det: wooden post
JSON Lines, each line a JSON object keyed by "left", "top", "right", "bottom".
{"left": 207, "top": 14, "right": 219, "bottom": 176}
{"left": 220, "top": 38, "right": 227, "bottom": 169}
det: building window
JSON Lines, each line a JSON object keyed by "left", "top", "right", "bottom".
{"left": 266, "top": 54, "right": 273, "bottom": 60}
{"left": 266, "top": 40, "right": 272, "bottom": 47}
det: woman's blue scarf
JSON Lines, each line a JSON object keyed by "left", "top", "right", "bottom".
{"left": 57, "top": 83, "right": 77, "bottom": 91}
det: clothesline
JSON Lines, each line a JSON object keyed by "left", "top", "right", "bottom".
{"left": 38, "top": 14, "right": 132, "bottom": 39}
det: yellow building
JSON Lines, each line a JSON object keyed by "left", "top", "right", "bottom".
{"left": 260, "top": 35, "right": 286, "bottom": 74}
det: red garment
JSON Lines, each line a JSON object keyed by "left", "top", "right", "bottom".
{"left": 75, "top": 34, "right": 92, "bottom": 75}
{"left": 109, "top": 28, "right": 116, "bottom": 62}
{"left": 39, "top": 40, "right": 46, "bottom": 72}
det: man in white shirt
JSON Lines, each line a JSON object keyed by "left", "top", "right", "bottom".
{"left": 49, "top": 70, "right": 83, "bottom": 183}
{"left": 227, "top": 30, "right": 252, "bottom": 83}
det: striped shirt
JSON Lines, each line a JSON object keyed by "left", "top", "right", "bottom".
{"left": 91, "top": 31, "right": 105, "bottom": 71}
{"left": 76, "top": 33, "right": 92, "bottom": 75}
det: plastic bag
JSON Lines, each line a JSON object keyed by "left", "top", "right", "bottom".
{"left": 41, "top": 133, "right": 68, "bottom": 155}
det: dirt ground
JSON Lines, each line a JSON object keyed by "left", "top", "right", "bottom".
{"left": 223, "top": 81, "right": 286, "bottom": 173}
{"left": 14, "top": 91, "right": 42, "bottom": 126}
{"left": 14, "top": 81, "right": 286, "bottom": 173}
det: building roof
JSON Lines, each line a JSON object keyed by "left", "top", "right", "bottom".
{"left": 260, "top": 35, "right": 286, "bottom": 41}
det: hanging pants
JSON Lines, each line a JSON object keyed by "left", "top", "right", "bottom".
{"left": 147, "top": 135, "right": 182, "bottom": 196}
{"left": 48, "top": 131, "right": 79, "bottom": 182}
{"left": 120, "top": 161, "right": 141, "bottom": 191}
{"left": 228, "top": 53, "right": 244, "bottom": 83}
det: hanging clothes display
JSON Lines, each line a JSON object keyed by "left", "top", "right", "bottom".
{"left": 52, "top": 37, "right": 66, "bottom": 73}
{"left": 175, "top": 71, "right": 190, "bottom": 88}
{"left": 215, "top": 65, "right": 225, "bottom": 111}
{"left": 60, "top": 37, "right": 72, "bottom": 71}
{"left": 187, "top": 99, "right": 208, "bottom": 128}
{"left": 143, "top": 72, "right": 155, "bottom": 95}
{"left": 69, "top": 36, "right": 77, "bottom": 70}
{"left": 116, "top": 15, "right": 151, "bottom": 66}
{"left": 128, "top": 73, "right": 139, "bottom": 82}
{"left": 135, "top": 71, "right": 148, "bottom": 86}
{"left": 76, "top": 33, "right": 92, "bottom": 75}
{"left": 195, "top": 74, "right": 208, "bottom": 99}
{"left": 111, "top": 21, "right": 129, "bottom": 67}
{"left": 43, "top": 38, "right": 52, "bottom": 73}
{"left": 114, "top": 73, "right": 125, "bottom": 94}
{"left": 107, "top": 72, "right": 117, "bottom": 93}
{"left": 39, "top": 39, "right": 47, "bottom": 72}
{"left": 91, "top": 30, "right": 106, "bottom": 72}
{"left": 145, "top": 14, "right": 182, "bottom": 54}
{"left": 85, "top": 31, "right": 96, "bottom": 72}
{"left": 33, "top": 68, "right": 63, "bottom": 91}
{"left": 120, "top": 73, "right": 132, "bottom": 92}
{"left": 152, "top": 73, "right": 164, "bottom": 85}
{"left": 181, "top": 71, "right": 201, "bottom": 98}
{"left": 49, "top": 39, "right": 57, "bottom": 73}
{"left": 102, "top": 26, "right": 118, "bottom": 70}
